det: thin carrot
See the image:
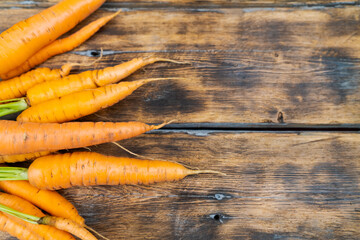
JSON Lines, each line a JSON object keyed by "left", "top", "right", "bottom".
{"left": 0, "top": 0, "right": 106, "bottom": 75}
{"left": 0, "top": 180, "right": 85, "bottom": 226}
{"left": 0, "top": 151, "right": 51, "bottom": 163}
{"left": 0, "top": 120, "right": 169, "bottom": 155}
{"left": 0, "top": 193, "right": 75, "bottom": 239}
{"left": 26, "top": 57, "right": 187, "bottom": 106}
{"left": 0, "top": 202, "right": 95, "bottom": 240}
{"left": 0, "top": 152, "right": 223, "bottom": 190}
{"left": 1, "top": 11, "right": 121, "bottom": 80}
{"left": 0, "top": 212, "right": 41, "bottom": 240}
{"left": 0, "top": 64, "right": 72, "bottom": 100}
{"left": 17, "top": 78, "right": 170, "bottom": 123}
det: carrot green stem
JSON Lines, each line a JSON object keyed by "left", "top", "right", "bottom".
{"left": 0, "top": 98, "right": 28, "bottom": 117}
{"left": 0, "top": 167, "right": 28, "bottom": 181}
{"left": 0, "top": 203, "right": 40, "bottom": 224}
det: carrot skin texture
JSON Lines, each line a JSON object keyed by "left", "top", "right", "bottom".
{"left": 28, "top": 152, "right": 194, "bottom": 190}
{"left": 0, "top": 180, "right": 85, "bottom": 226}
{"left": 0, "top": 193, "right": 75, "bottom": 240}
{"left": 0, "top": 120, "right": 164, "bottom": 155}
{"left": 26, "top": 57, "right": 177, "bottom": 105}
{"left": 0, "top": 65, "right": 71, "bottom": 100}
{"left": 1, "top": 11, "right": 120, "bottom": 80}
{"left": 0, "top": 212, "right": 41, "bottom": 240}
{"left": 39, "top": 216, "right": 96, "bottom": 240}
{"left": 0, "top": 151, "right": 51, "bottom": 163}
{"left": 0, "top": 0, "right": 106, "bottom": 75}
{"left": 18, "top": 78, "right": 158, "bottom": 123}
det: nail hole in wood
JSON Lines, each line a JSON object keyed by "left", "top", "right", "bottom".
{"left": 277, "top": 112, "right": 284, "bottom": 123}
{"left": 91, "top": 51, "right": 100, "bottom": 57}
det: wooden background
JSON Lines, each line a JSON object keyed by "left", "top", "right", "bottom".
{"left": 0, "top": 0, "right": 360, "bottom": 239}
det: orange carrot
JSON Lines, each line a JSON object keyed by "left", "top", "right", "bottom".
{"left": 0, "top": 212, "right": 41, "bottom": 240}
{"left": 0, "top": 152, "right": 221, "bottom": 190}
{"left": 17, "top": 78, "right": 169, "bottom": 123}
{"left": 0, "top": 120, "right": 169, "bottom": 155}
{"left": 0, "top": 193, "right": 75, "bottom": 239}
{"left": 26, "top": 57, "right": 186, "bottom": 106}
{"left": 0, "top": 0, "right": 106, "bottom": 75}
{"left": 0, "top": 64, "right": 72, "bottom": 100}
{"left": 1, "top": 10, "right": 121, "bottom": 80}
{"left": 0, "top": 151, "right": 51, "bottom": 163}
{"left": 39, "top": 217, "right": 97, "bottom": 240}
{"left": 0, "top": 180, "right": 85, "bottom": 226}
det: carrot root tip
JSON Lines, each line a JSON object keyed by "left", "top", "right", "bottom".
{"left": 85, "top": 225, "right": 110, "bottom": 240}
{"left": 191, "top": 170, "right": 227, "bottom": 176}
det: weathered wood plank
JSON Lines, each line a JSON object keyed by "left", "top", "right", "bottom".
{"left": 0, "top": 0, "right": 358, "bottom": 9}
{"left": 2, "top": 7, "right": 359, "bottom": 124}
{"left": 1, "top": 131, "right": 359, "bottom": 239}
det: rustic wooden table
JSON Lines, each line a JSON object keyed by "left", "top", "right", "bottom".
{"left": 1, "top": 0, "right": 360, "bottom": 239}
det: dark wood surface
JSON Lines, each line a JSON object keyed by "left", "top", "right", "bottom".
{"left": 0, "top": 0, "right": 359, "bottom": 239}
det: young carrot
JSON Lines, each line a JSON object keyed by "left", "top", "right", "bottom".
{"left": 0, "top": 0, "right": 106, "bottom": 75}
{"left": 17, "top": 78, "right": 170, "bottom": 123}
{"left": 0, "top": 180, "right": 85, "bottom": 226}
{"left": 26, "top": 57, "right": 186, "bottom": 106}
{"left": 0, "top": 151, "right": 51, "bottom": 163}
{"left": 0, "top": 212, "right": 41, "bottom": 240}
{"left": 0, "top": 193, "right": 75, "bottom": 239}
{"left": 0, "top": 64, "right": 72, "bottom": 101}
{"left": 0, "top": 120, "right": 169, "bottom": 155}
{"left": 1, "top": 11, "right": 121, "bottom": 80}
{"left": 0, "top": 152, "right": 222, "bottom": 190}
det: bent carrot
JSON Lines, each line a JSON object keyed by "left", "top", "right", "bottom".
{"left": 0, "top": 152, "right": 222, "bottom": 190}
{"left": 0, "top": 151, "right": 51, "bottom": 163}
{"left": 1, "top": 11, "right": 121, "bottom": 80}
{"left": 0, "top": 64, "right": 72, "bottom": 100}
{"left": 0, "top": 212, "right": 41, "bottom": 240}
{"left": 0, "top": 180, "right": 84, "bottom": 226}
{"left": 0, "top": 193, "right": 75, "bottom": 239}
{"left": 0, "top": 0, "right": 106, "bottom": 75}
{"left": 17, "top": 78, "right": 169, "bottom": 123}
{"left": 0, "top": 120, "right": 169, "bottom": 155}
{"left": 26, "top": 57, "right": 186, "bottom": 106}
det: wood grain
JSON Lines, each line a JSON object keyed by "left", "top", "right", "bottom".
{"left": 1, "top": 131, "right": 359, "bottom": 239}
{"left": 1, "top": 6, "right": 360, "bottom": 125}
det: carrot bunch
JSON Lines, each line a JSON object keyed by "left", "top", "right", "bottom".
{"left": 0, "top": 0, "right": 220, "bottom": 240}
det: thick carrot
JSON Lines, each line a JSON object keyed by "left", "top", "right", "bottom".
{"left": 0, "top": 193, "right": 75, "bottom": 239}
{"left": 26, "top": 57, "right": 186, "bottom": 106}
{"left": 0, "top": 152, "right": 221, "bottom": 190}
{"left": 0, "top": 180, "right": 85, "bottom": 226}
{"left": 0, "top": 64, "right": 72, "bottom": 100}
{"left": 0, "top": 212, "right": 41, "bottom": 240}
{"left": 17, "top": 78, "right": 168, "bottom": 123}
{"left": 0, "top": 120, "right": 169, "bottom": 155}
{"left": 0, "top": 151, "right": 51, "bottom": 163}
{"left": 1, "top": 11, "right": 121, "bottom": 80}
{"left": 0, "top": 0, "right": 106, "bottom": 75}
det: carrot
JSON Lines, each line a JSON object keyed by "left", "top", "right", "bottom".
{"left": 0, "top": 203, "right": 96, "bottom": 240}
{"left": 0, "top": 180, "right": 85, "bottom": 226}
{"left": 0, "top": 152, "right": 222, "bottom": 190}
{"left": 0, "top": 192, "right": 75, "bottom": 239}
{"left": 0, "top": 212, "right": 41, "bottom": 240}
{"left": 0, "top": 120, "right": 169, "bottom": 155}
{"left": 26, "top": 57, "right": 187, "bottom": 106}
{"left": 17, "top": 78, "right": 170, "bottom": 123}
{"left": 0, "top": 0, "right": 106, "bottom": 75}
{"left": 0, "top": 151, "right": 51, "bottom": 163}
{"left": 0, "top": 64, "right": 72, "bottom": 100}
{"left": 1, "top": 11, "right": 121, "bottom": 80}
